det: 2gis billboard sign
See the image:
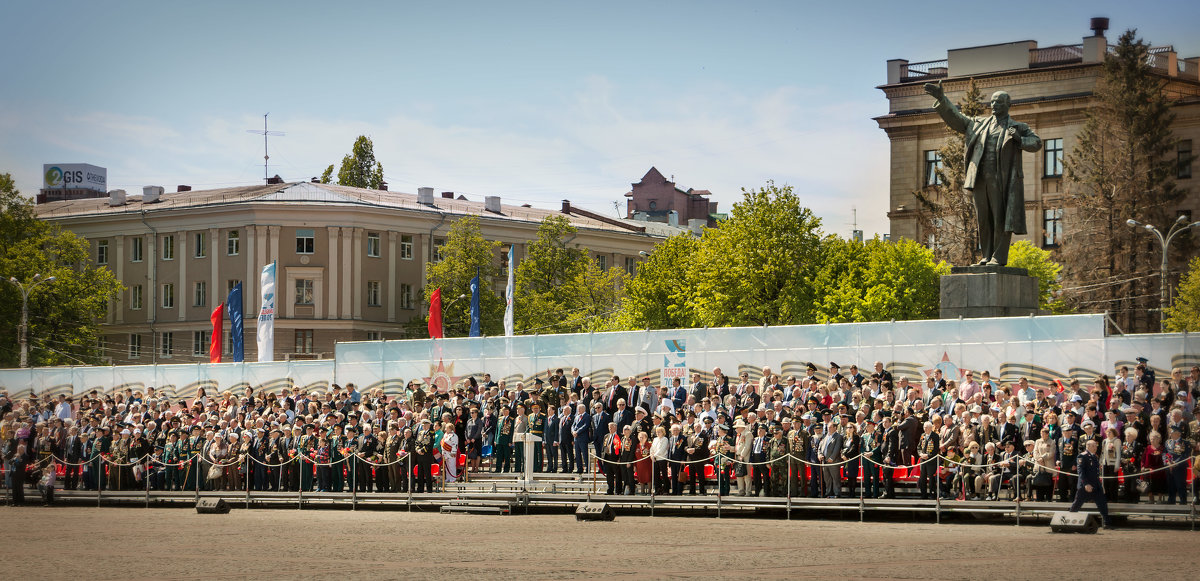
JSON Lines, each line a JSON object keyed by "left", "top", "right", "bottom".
{"left": 43, "top": 163, "right": 107, "bottom": 192}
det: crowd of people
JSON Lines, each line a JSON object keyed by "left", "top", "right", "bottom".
{"left": 3, "top": 360, "right": 1198, "bottom": 510}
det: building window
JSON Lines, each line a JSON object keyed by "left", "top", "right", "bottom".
{"left": 596, "top": 255, "right": 607, "bottom": 270}
{"left": 130, "top": 285, "right": 143, "bottom": 310}
{"left": 400, "top": 235, "right": 413, "bottom": 260}
{"left": 227, "top": 279, "right": 241, "bottom": 294}
{"left": 625, "top": 257, "right": 637, "bottom": 276}
{"left": 223, "top": 330, "right": 232, "bottom": 355}
{"left": 227, "top": 230, "right": 240, "bottom": 255}
{"left": 97, "top": 240, "right": 109, "bottom": 265}
{"left": 295, "top": 329, "right": 314, "bottom": 354}
{"left": 924, "top": 150, "right": 943, "bottom": 186}
{"left": 160, "top": 332, "right": 173, "bottom": 357}
{"left": 648, "top": 200, "right": 658, "bottom": 210}
{"left": 194, "top": 232, "right": 207, "bottom": 258}
{"left": 1178, "top": 140, "right": 1193, "bottom": 179}
{"left": 366, "top": 331, "right": 381, "bottom": 341}
{"left": 367, "top": 232, "right": 381, "bottom": 257}
{"left": 130, "top": 237, "right": 143, "bottom": 262}
{"left": 194, "top": 281, "right": 207, "bottom": 307}
{"left": 128, "top": 334, "right": 142, "bottom": 358}
{"left": 367, "top": 281, "right": 381, "bottom": 307}
{"left": 161, "top": 283, "right": 175, "bottom": 308}
{"left": 295, "top": 229, "right": 315, "bottom": 254}
{"left": 1044, "top": 138, "right": 1064, "bottom": 177}
{"left": 295, "top": 279, "right": 314, "bottom": 305}
{"left": 433, "top": 238, "right": 445, "bottom": 262}
{"left": 160, "top": 235, "right": 174, "bottom": 260}
{"left": 1043, "top": 208, "right": 1063, "bottom": 248}
{"left": 193, "top": 331, "right": 209, "bottom": 357}
{"left": 400, "top": 283, "right": 413, "bottom": 309}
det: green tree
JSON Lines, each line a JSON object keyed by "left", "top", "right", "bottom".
{"left": 914, "top": 78, "right": 985, "bottom": 266}
{"left": 1164, "top": 256, "right": 1200, "bottom": 332}
{"left": 1006, "top": 240, "right": 1068, "bottom": 314}
{"left": 814, "top": 237, "right": 948, "bottom": 323}
{"left": 410, "top": 216, "right": 503, "bottom": 338}
{"left": 1064, "top": 29, "right": 1187, "bottom": 332}
{"left": 687, "top": 182, "right": 824, "bottom": 326}
{"left": 0, "top": 173, "right": 123, "bottom": 366}
{"left": 515, "top": 215, "right": 627, "bottom": 334}
{"left": 328, "top": 136, "right": 385, "bottom": 189}
{"left": 612, "top": 234, "right": 701, "bottom": 329}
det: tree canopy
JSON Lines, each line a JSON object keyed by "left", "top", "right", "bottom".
{"left": 1006, "top": 240, "right": 1067, "bottom": 314}
{"left": 320, "top": 135, "right": 385, "bottom": 189}
{"left": 1164, "top": 256, "right": 1200, "bottom": 332}
{"left": 414, "top": 216, "right": 504, "bottom": 338}
{"left": 0, "top": 173, "right": 123, "bottom": 366}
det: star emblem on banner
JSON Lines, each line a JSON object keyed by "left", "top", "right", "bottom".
{"left": 923, "top": 352, "right": 971, "bottom": 380}
{"left": 423, "top": 359, "right": 461, "bottom": 393}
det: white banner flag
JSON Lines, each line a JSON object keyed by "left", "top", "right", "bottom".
{"left": 504, "top": 245, "right": 514, "bottom": 337}
{"left": 256, "top": 262, "right": 276, "bottom": 362}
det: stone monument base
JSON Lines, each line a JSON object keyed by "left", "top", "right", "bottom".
{"left": 940, "top": 265, "right": 1039, "bottom": 319}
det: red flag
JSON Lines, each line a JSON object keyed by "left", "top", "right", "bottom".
{"left": 210, "top": 303, "right": 224, "bottom": 363}
{"left": 428, "top": 288, "right": 443, "bottom": 339}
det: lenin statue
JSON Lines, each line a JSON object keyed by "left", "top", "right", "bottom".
{"left": 924, "top": 81, "right": 1041, "bottom": 266}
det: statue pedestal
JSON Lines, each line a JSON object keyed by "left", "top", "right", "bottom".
{"left": 939, "top": 265, "right": 1039, "bottom": 319}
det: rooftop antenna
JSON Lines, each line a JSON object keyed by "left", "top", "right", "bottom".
{"left": 849, "top": 205, "right": 864, "bottom": 243}
{"left": 246, "top": 113, "right": 285, "bottom": 183}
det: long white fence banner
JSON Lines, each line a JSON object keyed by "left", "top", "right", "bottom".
{"left": 2, "top": 314, "right": 1196, "bottom": 399}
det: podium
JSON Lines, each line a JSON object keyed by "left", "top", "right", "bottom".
{"left": 512, "top": 433, "right": 542, "bottom": 486}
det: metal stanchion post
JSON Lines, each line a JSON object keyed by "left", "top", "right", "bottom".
{"left": 195, "top": 456, "right": 200, "bottom": 504}
{"left": 352, "top": 457, "right": 358, "bottom": 511}
{"left": 245, "top": 458, "right": 251, "bottom": 509}
{"left": 787, "top": 462, "right": 792, "bottom": 521}
{"left": 145, "top": 460, "right": 150, "bottom": 508}
{"left": 1015, "top": 463, "right": 1021, "bottom": 527}
{"left": 859, "top": 458, "right": 865, "bottom": 523}
{"left": 590, "top": 452, "right": 596, "bottom": 496}
{"left": 407, "top": 455, "right": 413, "bottom": 512}
{"left": 297, "top": 456, "right": 304, "bottom": 511}
{"left": 935, "top": 459, "right": 941, "bottom": 525}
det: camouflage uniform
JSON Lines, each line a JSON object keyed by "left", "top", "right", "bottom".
{"left": 787, "top": 427, "right": 809, "bottom": 496}
{"left": 767, "top": 429, "right": 790, "bottom": 496}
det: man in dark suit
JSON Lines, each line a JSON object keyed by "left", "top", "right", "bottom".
{"left": 749, "top": 424, "right": 769, "bottom": 496}
{"left": 668, "top": 424, "right": 688, "bottom": 495}
{"left": 897, "top": 409, "right": 921, "bottom": 467}
{"left": 689, "top": 373, "right": 707, "bottom": 407}
{"left": 63, "top": 427, "right": 83, "bottom": 490}
{"left": 602, "top": 422, "right": 622, "bottom": 494}
{"left": 570, "top": 404, "right": 592, "bottom": 475}
{"left": 603, "top": 379, "right": 627, "bottom": 415}
{"left": 1068, "top": 438, "right": 1112, "bottom": 528}
{"left": 558, "top": 406, "right": 575, "bottom": 472}
{"left": 670, "top": 377, "right": 688, "bottom": 411}
{"left": 612, "top": 399, "right": 633, "bottom": 433}
{"left": 590, "top": 402, "right": 611, "bottom": 472}
{"left": 543, "top": 404, "right": 559, "bottom": 473}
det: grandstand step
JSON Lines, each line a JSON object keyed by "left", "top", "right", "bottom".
{"left": 440, "top": 504, "right": 510, "bottom": 515}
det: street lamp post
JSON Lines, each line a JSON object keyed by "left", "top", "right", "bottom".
{"left": 1127, "top": 215, "right": 1200, "bottom": 332}
{"left": 6, "top": 273, "right": 57, "bottom": 367}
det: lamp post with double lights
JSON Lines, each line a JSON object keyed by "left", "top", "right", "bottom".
{"left": 1126, "top": 215, "right": 1200, "bottom": 332}
{"left": 6, "top": 273, "right": 57, "bottom": 367}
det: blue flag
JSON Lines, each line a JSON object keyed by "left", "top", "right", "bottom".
{"left": 227, "top": 282, "right": 244, "bottom": 362}
{"left": 469, "top": 269, "right": 481, "bottom": 337}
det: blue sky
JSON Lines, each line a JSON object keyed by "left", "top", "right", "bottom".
{"left": 3, "top": 0, "right": 1198, "bottom": 237}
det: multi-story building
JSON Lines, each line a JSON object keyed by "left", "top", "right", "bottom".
{"left": 624, "top": 167, "right": 721, "bottom": 228}
{"left": 35, "top": 181, "right": 681, "bottom": 364}
{"left": 875, "top": 20, "right": 1200, "bottom": 253}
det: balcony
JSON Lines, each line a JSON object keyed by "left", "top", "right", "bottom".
{"left": 901, "top": 59, "right": 948, "bottom": 82}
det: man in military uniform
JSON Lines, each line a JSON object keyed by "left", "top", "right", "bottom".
{"left": 916, "top": 421, "right": 939, "bottom": 499}
{"left": 163, "top": 430, "right": 182, "bottom": 491}
{"left": 528, "top": 401, "right": 546, "bottom": 473}
{"left": 861, "top": 419, "right": 882, "bottom": 499}
{"left": 181, "top": 426, "right": 201, "bottom": 492}
{"left": 808, "top": 422, "right": 824, "bottom": 497}
{"left": 382, "top": 422, "right": 403, "bottom": 492}
{"left": 767, "top": 425, "right": 790, "bottom": 497}
{"left": 1057, "top": 424, "right": 1079, "bottom": 502}
{"left": 685, "top": 421, "right": 710, "bottom": 495}
{"left": 786, "top": 416, "right": 809, "bottom": 497}
{"left": 411, "top": 383, "right": 427, "bottom": 411}
{"left": 1067, "top": 438, "right": 1112, "bottom": 529}
{"left": 712, "top": 423, "right": 735, "bottom": 496}
{"left": 493, "top": 405, "right": 514, "bottom": 473}
{"left": 297, "top": 425, "right": 317, "bottom": 492}
{"left": 413, "top": 419, "right": 435, "bottom": 493}
{"left": 1165, "top": 424, "right": 1193, "bottom": 505}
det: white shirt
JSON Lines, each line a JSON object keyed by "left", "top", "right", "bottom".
{"left": 55, "top": 401, "right": 74, "bottom": 420}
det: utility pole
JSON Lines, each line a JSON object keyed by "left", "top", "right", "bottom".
{"left": 7, "top": 273, "right": 56, "bottom": 367}
{"left": 246, "top": 113, "right": 286, "bottom": 182}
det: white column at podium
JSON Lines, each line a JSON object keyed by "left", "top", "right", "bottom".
{"left": 512, "top": 433, "right": 542, "bottom": 486}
